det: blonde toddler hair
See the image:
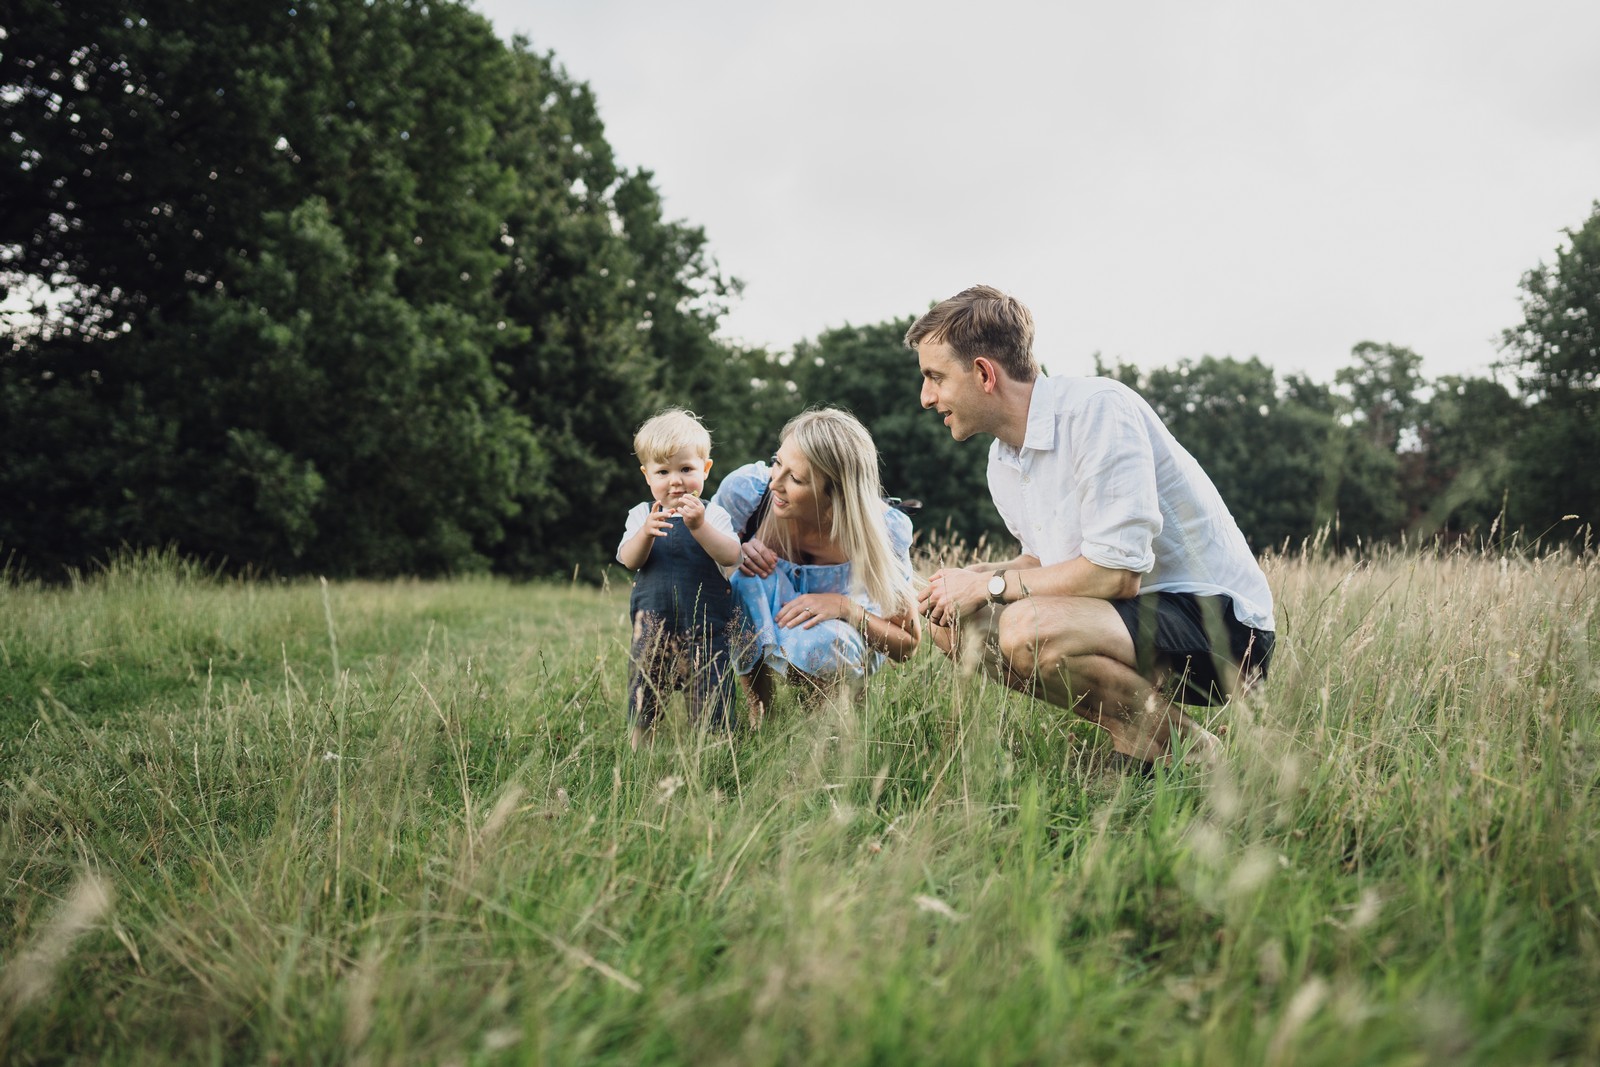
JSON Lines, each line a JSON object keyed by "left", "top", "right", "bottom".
{"left": 633, "top": 408, "right": 712, "bottom": 465}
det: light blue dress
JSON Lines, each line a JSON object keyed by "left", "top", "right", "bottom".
{"left": 711, "top": 462, "right": 916, "bottom": 680}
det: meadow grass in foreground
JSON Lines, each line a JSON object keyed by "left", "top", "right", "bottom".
{"left": 1, "top": 546, "right": 1597, "bottom": 1065}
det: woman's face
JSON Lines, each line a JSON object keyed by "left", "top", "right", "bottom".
{"left": 768, "top": 440, "right": 829, "bottom": 526}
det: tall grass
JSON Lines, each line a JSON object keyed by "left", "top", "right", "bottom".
{"left": 1, "top": 545, "right": 1596, "bottom": 1064}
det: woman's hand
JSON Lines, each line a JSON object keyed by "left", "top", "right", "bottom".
{"left": 776, "top": 593, "right": 859, "bottom": 630}
{"left": 738, "top": 536, "right": 779, "bottom": 578}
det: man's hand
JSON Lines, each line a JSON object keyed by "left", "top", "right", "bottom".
{"left": 918, "top": 566, "right": 991, "bottom": 627}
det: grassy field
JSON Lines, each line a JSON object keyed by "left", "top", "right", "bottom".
{"left": 2, "top": 545, "right": 1597, "bottom": 1065}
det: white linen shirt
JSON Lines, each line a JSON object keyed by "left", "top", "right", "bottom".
{"left": 987, "top": 375, "right": 1275, "bottom": 631}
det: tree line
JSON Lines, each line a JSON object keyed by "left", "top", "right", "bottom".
{"left": 3, "top": 0, "right": 1596, "bottom": 580}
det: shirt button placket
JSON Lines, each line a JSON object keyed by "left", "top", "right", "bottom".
{"left": 1021, "top": 458, "right": 1040, "bottom": 535}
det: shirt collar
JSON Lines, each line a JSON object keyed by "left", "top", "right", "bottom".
{"left": 994, "top": 376, "right": 1059, "bottom": 465}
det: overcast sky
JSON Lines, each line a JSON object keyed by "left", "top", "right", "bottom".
{"left": 473, "top": 0, "right": 1600, "bottom": 383}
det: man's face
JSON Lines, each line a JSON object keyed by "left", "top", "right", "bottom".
{"left": 642, "top": 447, "right": 711, "bottom": 510}
{"left": 918, "top": 339, "right": 989, "bottom": 441}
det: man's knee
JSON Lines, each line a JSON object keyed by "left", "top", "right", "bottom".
{"left": 995, "top": 598, "right": 1120, "bottom": 681}
{"left": 995, "top": 600, "right": 1046, "bottom": 678}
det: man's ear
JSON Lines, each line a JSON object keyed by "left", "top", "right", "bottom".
{"left": 974, "top": 356, "right": 1000, "bottom": 394}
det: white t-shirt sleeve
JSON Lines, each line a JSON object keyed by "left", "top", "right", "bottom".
{"left": 703, "top": 501, "right": 736, "bottom": 540}
{"left": 1068, "top": 389, "right": 1162, "bottom": 573}
{"left": 617, "top": 501, "right": 653, "bottom": 564}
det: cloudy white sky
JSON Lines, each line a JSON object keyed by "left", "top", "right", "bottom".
{"left": 474, "top": 0, "right": 1600, "bottom": 382}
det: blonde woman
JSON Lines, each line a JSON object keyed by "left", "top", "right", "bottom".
{"left": 711, "top": 408, "right": 921, "bottom": 717}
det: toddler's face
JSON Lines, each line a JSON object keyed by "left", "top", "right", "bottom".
{"left": 642, "top": 447, "right": 712, "bottom": 511}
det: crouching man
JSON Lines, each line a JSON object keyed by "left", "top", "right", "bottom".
{"left": 908, "top": 285, "right": 1275, "bottom": 768}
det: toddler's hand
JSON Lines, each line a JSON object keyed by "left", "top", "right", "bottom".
{"left": 645, "top": 501, "right": 673, "bottom": 537}
{"left": 677, "top": 492, "right": 706, "bottom": 529}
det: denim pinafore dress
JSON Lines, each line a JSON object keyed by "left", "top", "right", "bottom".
{"left": 627, "top": 515, "right": 737, "bottom": 729}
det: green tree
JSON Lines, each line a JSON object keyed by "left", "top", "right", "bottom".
{"left": 483, "top": 45, "right": 792, "bottom": 577}
{"left": 142, "top": 200, "right": 537, "bottom": 574}
{"left": 1500, "top": 200, "right": 1600, "bottom": 533}
{"left": 1410, "top": 375, "right": 1523, "bottom": 537}
{"left": 1099, "top": 355, "right": 1405, "bottom": 551}
{"left": 1337, "top": 341, "right": 1425, "bottom": 452}
{"left": 2, "top": 0, "right": 542, "bottom": 576}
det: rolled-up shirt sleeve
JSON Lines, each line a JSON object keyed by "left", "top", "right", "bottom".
{"left": 1069, "top": 390, "right": 1162, "bottom": 573}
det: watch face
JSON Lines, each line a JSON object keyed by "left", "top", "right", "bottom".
{"left": 989, "top": 574, "right": 1006, "bottom": 598}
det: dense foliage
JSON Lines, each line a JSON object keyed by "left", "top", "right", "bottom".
{"left": 1500, "top": 200, "right": 1600, "bottom": 535}
{"left": 1, "top": 0, "right": 785, "bottom": 578}
{"left": 2, "top": 1, "right": 1595, "bottom": 577}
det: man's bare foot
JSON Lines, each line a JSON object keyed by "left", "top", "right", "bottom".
{"left": 1173, "top": 723, "right": 1222, "bottom": 768}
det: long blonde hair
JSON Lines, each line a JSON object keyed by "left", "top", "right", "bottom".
{"left": 760, "top": 408, "right": 915, "bottom": 616}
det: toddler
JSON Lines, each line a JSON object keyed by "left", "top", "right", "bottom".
{"left": 616, "top": 409, "right": 742, "bottom": 748}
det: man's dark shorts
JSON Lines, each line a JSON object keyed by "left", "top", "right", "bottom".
{"left": 1110, "top": 592, "right": 1274, "bottom": 706}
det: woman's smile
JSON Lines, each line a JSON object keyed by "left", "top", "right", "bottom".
{"left": 767, "top": 442, "right": 823, "bottom": 522}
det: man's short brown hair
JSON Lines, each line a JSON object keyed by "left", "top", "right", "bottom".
{"left": 904, "top": 284, "right": 1038, "bottom": 382}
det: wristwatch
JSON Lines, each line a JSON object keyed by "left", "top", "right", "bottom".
{"left": 987, "top": 571, "right": 1008, "bottom": 603}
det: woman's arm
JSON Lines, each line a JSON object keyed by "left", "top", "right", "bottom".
{"left": 864, "top": 602, "right": 922, "bottom": 662}
{"left": 774, "top": 593, "right": 922, "bottom": 661}
{"left": 708, "top": 461, "right": 768, "bottom": 537}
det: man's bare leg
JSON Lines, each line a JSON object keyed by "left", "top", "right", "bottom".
{"left": 996, "top": 598, "right": 1221, "bottom": 763}
{"left": 929, "top": 598, "right": 1217, "bottom": 764}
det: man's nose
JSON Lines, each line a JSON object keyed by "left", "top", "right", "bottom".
{"left": 919, "top": 381, "right": 934, "bottom": 408}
